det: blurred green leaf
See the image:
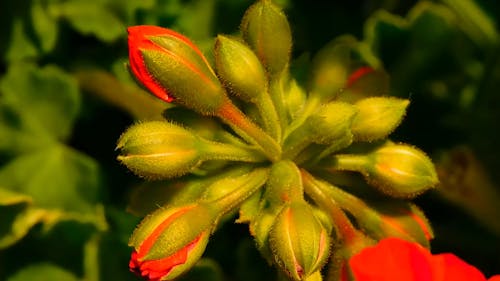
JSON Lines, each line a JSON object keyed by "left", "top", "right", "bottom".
{"left": 440, "top": 0, "right": 499, "bottom": 48}
{"left": 0, "top": 188, "right": 38, "bottom": 248}
{"left": 7, "top": 263, "right": 79, "bottom": 281}
{"left": 54, "top": 0, "right": 125, "bottom": 42}
{"left": 4, "top": 18, "right": 38, "bottom": 61}
{"left": 0, "top": 145, "right": 101, "bottom": 214}
{"left": 31, "top": 0, "right": 59, "bottom": 53}
{"left": 0, "top": 63, "right": 80, "bottom": 141}
{"left": 0, "top": 63, "right": 106, "bottom": 249}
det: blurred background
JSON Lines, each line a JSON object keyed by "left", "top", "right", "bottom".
{"left": 0, "top": 0, "right": 499, "bottom": 280}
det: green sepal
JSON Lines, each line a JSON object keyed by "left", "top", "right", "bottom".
{"left": 351, "top": 97, "right": 409, "bottom": 142}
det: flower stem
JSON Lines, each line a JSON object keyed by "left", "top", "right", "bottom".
{"left": 216, "top": 99, "right": 281, "bottom": 162}
{"left": 269, "top": 74, "right": 289, "bottom": 138}
{"left": 255, "top": 90, "right": 282, "bottom": 141}
{"left": 202, "top": 140, "right": 266, "bottom": 163}
{"left": 282, "top": 125, "right": 313, "bottom": 160}
{"left": 317, "top": 154, "right": 368, "bottom": 173}
{"left": 301, "top": 170, "right": 357, "bottom": 241}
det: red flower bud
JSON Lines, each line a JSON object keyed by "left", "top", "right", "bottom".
{"left": 129, "top": 204, "right": 217, "bottom": 280}
{"left": 127, "top": 25, "right": 227, "bottom": 115}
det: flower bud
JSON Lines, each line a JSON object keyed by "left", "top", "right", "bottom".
{"left": 327, "top": 143, "right": 438, "bottom": 198}
{"left": 265, "top": 161, "right": 304, "bottom": 205}
{"left": 351, "top": 97, "right": 409, "bottom": 142}
{"left": 117, "top": 121, "right": 203, "bottom": 179}
{"left": 241, "top": 0, "right": 292, "bottom": 77}
{"left": 283, "top": 102, "right": 357, "bottom": 160}
{"left": 357, "top": 202, "right": 434, "bottom": 248}
{"left": 308, "top": 36, "right": 357, "bottom": 101}
{"left": 365, "top": 144, "right": 439, "bottom": 198}
{"left": 305, "top": 102, "right": 358, "bottom": 145}
{"left": 269, "top": 201, "right": 331, "bottom": 281}
{"left": 129, "top": 203, "right": 217, "bottom": 280}
{"left": 127, "top": 25, "right": 227, "bottom": 115}
{"left": 117, "top": 121, "right": 265, "bottom": 179}
{"left": 336, "top": 65, "right": 391, "bottom": 103}
{"left": 214, "top": 35, "right": 267, "bottom": 103}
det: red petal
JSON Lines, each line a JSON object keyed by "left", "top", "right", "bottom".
{"left": 128, "top": 26, "right": 174, "bottom": 102}
{"left": 345, "top": 66, "right": 374, "bottom": 88}
{"left": 488, "top": 275, "right": 500, "bottom": 281}
{"left": 349, "top": 238, "right": 434, "bottom": 281}
{"left": 137, "top": 207, "right": 193, "bottom": 257}
{"left": 129, "top": 233, "right": 203, "bottom": 281}
{"left": 431, "top": 253, "right": 486, "bottom": 281}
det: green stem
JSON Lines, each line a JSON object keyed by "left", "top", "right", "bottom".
{"left": 269, "top": 74, "right": 289, "bottom": 138}
{"left": 282, "top": 125, "right": 313, "bottom": 160}
{"left": 202, "top": 140, "right": 267, "bottom": 163}
{"left": 312, "top": 134, "right": 353, "bottom": 164}
{"left": 216, "top": 100, "right": 281, "bottom": 162}
{"left": 318, "top": 154, "right": 368, "bottom": 173}
{"left": 255, "top": 90, "right": 282, "bottom": 141}
{"left": 301, "top": 170, "right": 357, "bottom": 241}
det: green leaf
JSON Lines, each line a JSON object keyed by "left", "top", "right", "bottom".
{"left": 0, "top": 144, "right": 101, "bottom": 214}
{"left": 7, "top": 263, "right": 79, "bottom": 281}
{"left": 440, "top": 0, "right": 499, "bottom": 47}
{"left": 0, "top": 63, "right": 80, "bottom": 141}
{"left": 31, "top": 0, "right": 59, "bottom": 53}
{"left": 4, "top": 18, "right": 39, "bottom": 62}
{"left": 54, "top": 0, "right": 125, "bottom": 42}
{"left": 0, "top": 188, "right": 38, "bottom": 248}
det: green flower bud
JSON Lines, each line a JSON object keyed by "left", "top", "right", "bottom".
{"left": 117, "top": 121, "right": 203, "bottom": 179}
{"left": 241, "top": 0, "right": 292, "bottom": 77}
{"left": 214, "top": 35, "right": 267, "bottom": 103}
{"left": 330, "top": 143, "right": 439, "bottom": 198}
{"left": 283, "top": 102, "right": 357, "bottom": 159}
{"left": 269, "top": 201, "right": 331, "bottom": 281}
{"left": 117, "top": 121, "right": 264, "bottom": 179}
{"left": 351, "top": 97, "right": 409, "bottom": 142}
{"left": 305, "top": 102, "right": 358, "bottom": 145}
{"left": 360, "top": 202, "right": 434, "bottom": 248}
{"left": 366, "top": 144, "right": 439, "bottom": 197}
{"left": 265, "top": 160, "right": 304, "bottom": 204}
{"left": 308, "top": 36, "right": 357, "bottom": 102}
{"left": 248, "top": 161, "right": 303, "bottom": 259}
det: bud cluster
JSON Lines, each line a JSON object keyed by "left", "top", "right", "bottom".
{"left": 119, "top": 0, "right": 439, "bottom": 280}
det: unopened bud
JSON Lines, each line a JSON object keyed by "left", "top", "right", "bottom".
{"left": 351, "top": 97, "right": 409, "bottom": 142}
{"left": 305, "top": 102, "right": 357, "bottom": 145}
{"left": 357, "top": 202, "right": 434, "bottom": 248}
{"left": 241, "top": 0, "right": 292, "bottom": 77}
{"left": 214, "top": 35, "right": 267, "bottom": 103}
{"left": 269, "top": 201, "right": 331, "bottom": 281}
{"left": 265, "top": 161, "right": 304, "bottom": 204}
{"left": 326, "top": 143, "right": 438, "bottom": 198}
{"left": 117, "top": 121, "right": 202, "bottom": 179}
{"left": 308, "top": 36, "right": 357, "bottom": 101}
{"left": 117, "top": 121, "right": 263, "bottom": 179}
{"left": 127, "top": 25, "right": 227, "bottom": 115}
{"left": 366, "top": 144, "right": 439, "bottom": 197}
{"left": 129, "top": 203, "right": 217, "bottom": 280}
